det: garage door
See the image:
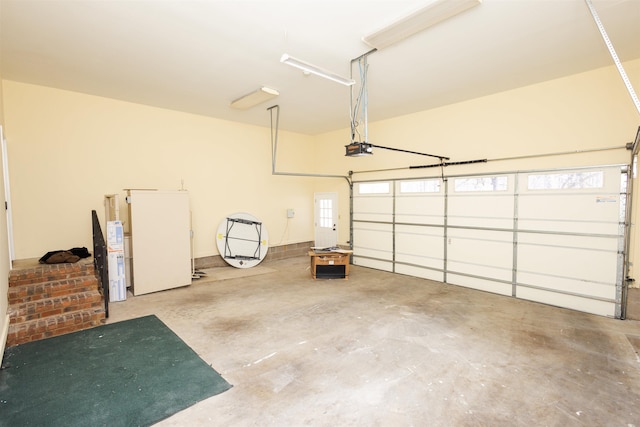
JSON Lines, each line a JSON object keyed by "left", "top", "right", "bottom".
{"left": 515, "top": 168, "right": 625, "bottom": 317}
{"left": 352, "top": 165, "right": 627, "bottom": 318}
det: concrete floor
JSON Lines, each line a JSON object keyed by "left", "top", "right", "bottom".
{"left": 107, "top": 256, "right": 640, "bottom": 426}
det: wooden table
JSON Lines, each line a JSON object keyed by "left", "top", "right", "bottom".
{"left": 308, "top": 250, "right": 352, "bottom": 279}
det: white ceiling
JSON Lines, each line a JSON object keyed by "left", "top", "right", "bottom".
{"left": 1, "top": 0, "right": 639, "bottom": 135}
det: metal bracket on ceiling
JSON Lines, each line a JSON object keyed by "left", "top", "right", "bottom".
{"left": 349, "top": 49, "right": 376, "bottom": 147}
{"left": 347, "top": 49, "right": 450, "bottom": 161}
{"left": 267, "top": 104, "right": 352, "bottom": 186}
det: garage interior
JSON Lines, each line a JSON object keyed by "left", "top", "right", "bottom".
{"left": 108, "top": 257, "right": 640, "bottom": 426}
{"left": 0, "top": 0, "right": 639, "bottom": 425}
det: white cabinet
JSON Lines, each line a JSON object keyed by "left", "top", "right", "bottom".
{"left": 127, "top": 190, "right": 191, "bottom": 296}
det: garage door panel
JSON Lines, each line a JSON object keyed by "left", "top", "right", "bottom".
{"left": 448, "top": 197, "right": 513, "bottom": 228}
{"left": 447, "top": 229, "right": 512, "bottom": 283}
{"left": 353, "top": 196, "right": 393, "bottom": 222}
{"left": 448, "top": 227, "right": 512, "bottom": 240}
{"left": 518, "top": 195, "right": 620, "bottom": 234}
{"left": 395, "top": 223, "right": 444, "bottom": 269}
{"left": 516, "top": 287, "right": 616, "bottom": 317}
{"left": 395, "top": 264, "right": 444, "bottom": 282}
{"left": 449, "top": 196, "right": 513, "bottom": 225}
{"left": 353, "top": 257, "right": 393, "bottom": 272}
{"left": 396, "top": 253, "right": 443, "bottom": 271}
{"left": 396, "top": 195, "right": 444, "bottom": 225}
{"left": 448, "top": 216, "right": 514, "bottom": 229}
{"left": 447, "top": 260, "right": 512, "bottom": 282}
{"left": 518, "top": 218, "right": 619, "bottom": 235}
{"left": 395, "top": 194, "right": 443, "bottom": 212}
{"left": 395, "top": 214, "right": 444, "bottom": 226}
{"left": 353, "top": 224, "right": 392, "bottom": 261}
{"left": 518, "top": 233, "right": 619, "bottom": 252}
{"left": 447, "top": 273, "right": 512, "bottom": 296}
{"left": 517, "top": 272, "right": 616, "bottom": 301}
{"left": 518, "top": 243, "right": 617, "bottom": 284}
{"left": 353, "top": 213, "right": 393, "bottom": 223}
{"left": 447, "top": 229, "right": 513, "bottom": 270}
{"left": 519, "top": 194, "right": 620, "bottom": 220}
{"left": 395, "top": 224, "right": 443, "bottom": 267}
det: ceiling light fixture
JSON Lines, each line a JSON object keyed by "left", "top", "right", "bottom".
{"left": 280, "top": 54, "right": 355, "bottom": 86}
{"left": 230, "top": 87, "right": 279, "bottom": 110}
{"left": 362, "top": 0, "right": 482, "bottom": 49}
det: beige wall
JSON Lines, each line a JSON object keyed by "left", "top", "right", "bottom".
{"left": 1, "top": 59, "right": 639, "bottom": 275}
{"left": 313, "top": 59, "right": 640, "bottom": 272}
{"left": 2, "top": 81, "right": 317, "bottom": 260}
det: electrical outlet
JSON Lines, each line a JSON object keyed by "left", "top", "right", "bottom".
{"left": 287, "top": 208, "right": 295, "bottom": 218}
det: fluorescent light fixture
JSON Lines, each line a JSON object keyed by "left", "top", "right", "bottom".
{"left": 230, "top": 87, "right": 279, "bottom": 110}
{"left": 280, "top": 54, "right": 355, "bottom": 86}
{"left": 362, "top": 0, "right": 482, "bottom": 49}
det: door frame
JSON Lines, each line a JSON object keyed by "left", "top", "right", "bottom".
{"left": 314, "top": 192, "right": 338, "bottom": 248}
{"left": 1, "top": 127, "right": 15, "bottom": 265}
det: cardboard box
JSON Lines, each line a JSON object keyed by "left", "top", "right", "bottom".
{"left": 108, "top": 251, "right": 126, "bottom": 302}
{"left": 107, "top": 221, "right": 126, "bottom": 302}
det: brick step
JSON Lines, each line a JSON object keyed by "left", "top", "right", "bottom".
{"left": 8, "top": 275, "right": 100, "bottom": 305}
{"left": 9, "top": 261, "right": 95, "bottom": 288}
{"left": 6, "top": 258, "right": 106, "bottom": 348}
{"left": 6, "top": 307, "right": 106, "bottom": 347}
{"left": 9, "top": 291, "right": 104, "bottom": 324}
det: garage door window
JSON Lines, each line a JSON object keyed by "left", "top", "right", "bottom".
{"left": 399, "top": 179, "right": 440, "bottom": 193}
{"left": 454, "top": 176, "right": 508, "bottom": 192}
{"left": 358, "top": 182, "right": 391, "bottom": 194}
{"left": 527, "top": 171, "right": 603, "bottom": 190}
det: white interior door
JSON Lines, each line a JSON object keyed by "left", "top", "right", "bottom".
{"left": 314, "top": 192, "right": 338, "bottom": 248}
